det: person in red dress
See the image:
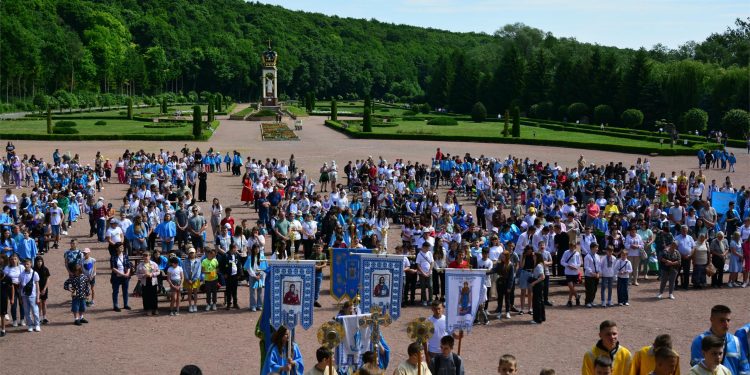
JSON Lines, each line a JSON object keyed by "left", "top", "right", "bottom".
{"left": 241, "top": 176, "right": 254, "bottom": 206}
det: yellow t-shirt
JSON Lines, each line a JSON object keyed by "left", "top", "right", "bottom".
{"left": 201, "top": 258, "right": 219, "bottom": 281}
{"left": 583, "top": 344, "right": 632, "bottom": 375}
{"left": 630, "top": 346, "right": 681, "bottom": 375}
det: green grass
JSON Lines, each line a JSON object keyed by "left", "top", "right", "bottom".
{"left": 31, "top": 105, "right": 207, "bottom": 119}
{"left": 0, "top": 118, "right": 197, "bottom": 136}
{"left": 232, "top": 106, "right": 256, "bottom": 118}
{"left": 285, "top": 105, "right": 308, "bottom": 117}
{"left": 329, "top": 119, "right": 705, "bottom": 155}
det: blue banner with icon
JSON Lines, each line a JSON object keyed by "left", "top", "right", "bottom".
{"left": 330, "top": 248, "right": 373, "bottom": 301}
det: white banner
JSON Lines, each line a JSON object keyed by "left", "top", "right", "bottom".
{"left": 444, "top": 268, "right": 486, "bottom": 334}
{"left": 335, "top": 313, "right": 373, "bottom": 374}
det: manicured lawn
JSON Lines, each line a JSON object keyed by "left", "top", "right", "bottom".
{"left": 40, "top": 105, "right": 207, "bottom": 118}
{"left": 328, "top": 119, "right": 701, "bottom": 154}
{"left": 0, "top": 118, "right": 194, "bottom": 136}
{"left": 285, "top": 105, "right": 309, "bottom": 117}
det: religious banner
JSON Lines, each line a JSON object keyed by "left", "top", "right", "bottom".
{"left": 357, "top": 254, "right": 405, "bottom": 320}
{"left": 444, "top": 268, "right": 486, "bottom": 334}
{"left": 330, "top": 248, "right": 373, "bottom": 301}
{"left": 266, "top": 259, "right": 316, "bottom": 330}
{"left": 335, "top": 313, "right": 390, "bottom": 375}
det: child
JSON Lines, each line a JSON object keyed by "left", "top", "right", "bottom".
{"left": 33, "top": 256, "right": 50, "bottom": 324}
{"left": 18, "top": 258, "right": 40, "bottom": 332}
{"left": 651, "top": 346, "right": 680, "bottom": 375}
{"left": 63, "top": 264, "right": 90, "bottom": 326}
{"left": 599, "top": 246, "right": 616, "bottom": 307}
{"left": 246, "top": 243, "right": 266, "bottom": 312}
{"left": 81, "top": 248, "right": 96, "bottom": 306}
{"left": 182, "top": 248, "right": 201, "bottom": 313}
{"left": 689, "top": 335, "right": 731, "bottom": 374}
{"left": 166, "top": 257, "right": 184, "bottom": 316}
{"left": 476, "top": 247, "right": 492, "bottom": 325}
{"left": 594, "top": 356, "right": 613, "bottom": 375}
{"left": 153, "top": 249, "right": 168, "bottom": 295}
{"left": 614, "top": 250, "right": 632, "bottom": 306}
{"left": 498, "top": 354, "right": 518, "bottom": 375}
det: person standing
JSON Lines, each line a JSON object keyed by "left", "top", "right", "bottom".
{"left": 560, "top": 242, "right": 581, "bottom": 307}
{"left": 416, "top": 243, "right": 434, "bottom": 306}
{"left": 675, "top": 226, "right": 695, "bottom": 290}
{"left": 599, "top": 245, "right": 617, "bottom": 307}
{"left": 529, "top": 252, "right": 546, "bottom": 324}
{"left": 109, "top": 244, "right": 131, "bottom": 312}
{"left": 182, "top": 248, "right": 201, "bottom": 313}
{"left": 426, "top": 301, "right": 447, "bottom": 360}
{"left": 201, "top": 249, "right": 220, "bottom": 311}
{"left": 395, "top": 342, "right": 432, "bottom": 375}
{"left": 583, "top": 243, "right": 600, "bottom": 308}
{"left": 689, "top": 335, "right": 733, "bottom": 375}
{"left": 658, "top": 242, "right": 681, "bottom": 299}
{"left": 429, "top": 335, "right": 464, "bottom": 375}
{"left": 489, "top": 251, "right": 515, "bottom": 319}
{"left": 63, "top": 264, "right": 90, "bottom": 326}
{"left": 691, "top": 233, "right": 709, "bottom": 289}
{"left": 710, "top": 232, "right": 729, "bottom": 287}
{"left": 136, "top": 251, "right": 159, "bottom": 316}
{"left": 614, "top": 250, "right": 632, "bottom": 306}
{"left": 690, "top": 305, "right": 749, "bottom": 374}
{"left": 582, "top": 320, "right": 632, "bottom": 375}
{"left": 197, "top": 169, "right": 208, "bottom": 202}
{"left": 261, "top": 325, "right": 305, "bottom": 375}
{"left": 624, "top": 226, "right": 644, "bottom": 286}
{"left": 630, "top": 334, "right": 681, "bottom": 375}
{"left": 18, "top": 258, "right": 40, "bottom": 332}
{"left": 221, "top": 244, "right": 241, "bottom": 310}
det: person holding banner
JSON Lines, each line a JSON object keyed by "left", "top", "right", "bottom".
{"left": 262, "top": 325, "right": 304, "bottom": 375}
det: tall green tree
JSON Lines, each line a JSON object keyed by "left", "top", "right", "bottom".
{"left": 127, "top": 96, "right": 133, "bottom": 119}
{"left": 447, "top": 51, "right": 478, "bottom": 114}
{"left": 427, "top": 54, "right": 453, "bottom": 109}
{"left": 362, "top": 105, "right": 372, "bottom": 132}
{"left": 46, "top": 106, "right": 52, "bottom": 134}
{"left": 193, "top": 105, "right": 202, "bottom": 138}
{"left": 620, "top": 48, "right": 649, "bottom": 110}
{"left": 511, "top": 106, "right": 521, "bottom": 137}
{"left": 331, "top": 98, "right": 337, "bottom": 121}
{"left": 492, "top": 45, "right": 525, "bottom": 114}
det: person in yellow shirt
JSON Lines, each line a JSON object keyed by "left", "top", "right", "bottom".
{"left": 604, "top": 201, "right": 620, "bottom": 216}
{"left": 583, "top": 320, "right": 632, "bottom": 375}
{"left": 630, "top": 334, "right": 681, "bottom": 375}
{"left": 201, "top": 249, "right": 220, "bottom": 311}
{"left": 651, "top": 347, "right": 680, "bottom": 375}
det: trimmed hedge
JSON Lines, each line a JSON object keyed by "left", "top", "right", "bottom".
{"left": 52, "top": 127, "right": 79, "bottom": 134}
{"left": 143, "top": 123, "right": 188, "bottom": 128}
{"left": 94, "top": 120, "right": 107, "bottom": 126}
{"left": 54, "top": 120, "right": 77, "bottom": 127}
{"left": 427, "top": 117, "right": 458, "bottom": 126}
{"left": 324, "top": 120, "right": 708, "bottom": 156}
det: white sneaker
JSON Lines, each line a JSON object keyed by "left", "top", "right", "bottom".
{"left": 34, "top": 325, "right": 40, "bottom": 332}
{"left": 669, "top": 294, "right": 675, "bottom": 300}
{"left": 743, "top": 282, "right": 748, "bottom": 288}
{"left": 657, "top": 294, "right": 663, "bottom": 299}
{"left": 505, "top": 312, "right": 511, "bottom": 319}
{"left": 211, "top": 304, "right": 217, "bottom": 311}
{"left": 27, "top": 327, "right": 33, "bottom": 332}
{"left": 21, "top": 320, "right": 26, "bottom": 327}
{"left": 205, "top": 305, "right": 211, "bottom": 312}
{"left": 11, "top": 320, "right": 17, "bottom": 327}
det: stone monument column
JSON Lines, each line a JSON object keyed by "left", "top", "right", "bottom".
{"left": 261, "top": 41, "right": 278, "bottom": 107}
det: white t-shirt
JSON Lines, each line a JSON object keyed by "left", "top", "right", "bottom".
{"left": 167, "top": 265, "right": 183, "bottom": 285}
{"left": 18, "top": 269, "right": 39, "bottom": 297}
{"left": 105, "top": 226, "right": 124, "bottom": 243}
{"left": 3, "top": 264, "right": 23, "bottom": 284}
{"left": 416, "top": 250, "right": 434, "bottom": 274}
{"left": 427, "top": 315, "right": 447, "bottom": 353}
{"left": 49, "top": 207, "right": 63, "bottom": 225}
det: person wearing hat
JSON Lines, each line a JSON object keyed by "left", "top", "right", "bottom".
{"left": 182, "top": 248, "right": 202, "bottom": 313}
{"left": 105, "top": 218, "right": 124, "bottom": 258}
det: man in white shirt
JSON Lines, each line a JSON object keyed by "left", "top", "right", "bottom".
{"left": 515, "top": 226, "right": 536, "bottom": 256}
{"left": 301, "top": 213, "right": 317, "bottom": 260}
{"left": 674, "top": 225, "right": 695, "bottom": 290}
{"left": 426, "top": 301, "right": 447, "bottom": 360}
{"left": 560, "top": 242, "right": 582, "bottom": 307}
{"left": 583, "top": 243, "right": 601, "bottom": 308}
{"left": 416, "top": 243, "right": 434, "bottom": 306}
{"left": 105, "top": 219, "right": 125, "bottom": 258}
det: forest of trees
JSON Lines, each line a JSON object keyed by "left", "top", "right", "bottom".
{"left": 1, "top": 0, "right": 748, "bottom": 132}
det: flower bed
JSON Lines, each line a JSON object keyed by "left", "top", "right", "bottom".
{"left": 260, "top": 122, "right": 299, "bottom": 141}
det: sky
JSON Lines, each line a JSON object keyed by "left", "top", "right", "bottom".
{"left": 255, "top": 0, "right": 747, "bottom": 50}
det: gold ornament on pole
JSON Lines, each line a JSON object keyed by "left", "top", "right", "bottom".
{"left": 359, "top": 306, "right": 392, "bottom": 369}
{"left": 406, "top": 317, "right": 434, "bottom": 375}
{"left": 317, "top": 320, "right": 344, "bottom": 375}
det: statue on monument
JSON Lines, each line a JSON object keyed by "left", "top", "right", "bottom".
{"left": 266, "top": 76, "right": 274, "bottom": 95}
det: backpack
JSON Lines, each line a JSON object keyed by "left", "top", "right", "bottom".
{"left": 23, "top": 271, "right": 36, "bottom": 296}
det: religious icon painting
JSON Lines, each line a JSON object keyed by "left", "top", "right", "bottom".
{"left": 267, "top": 260, "right": 316, "bottom": 330}
{"left": 358, "top": 254, "right": 405, "bottom": 320}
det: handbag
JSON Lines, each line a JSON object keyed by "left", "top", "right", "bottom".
{"left": 639, "top": 248, "right": 648, "bottom": 261}
{"left": 22, "top": 271, "right": 35, "bottom": 296}
{"left": 706, "top": 263, "right": 717, "bottom": 277}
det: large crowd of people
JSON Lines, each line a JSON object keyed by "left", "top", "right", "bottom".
{"left": 1, "top": 140, "right": 749, "bottom": 375}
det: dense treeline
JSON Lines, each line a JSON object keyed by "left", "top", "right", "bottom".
{"left": 0, "top": 0, "right": 748, "bottom": 132}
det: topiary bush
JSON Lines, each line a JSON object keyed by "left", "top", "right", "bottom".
{"left": 593, "top": 104, "right": 614, "bottom": 125}
{"left": 54, "top": 120, "right": 77, "bottom": 127}
{"left": 681, "top": 108, "right": 708, "bottom": 132}
{"left": 471, "top": 102, "right": 487, "bottom": 123}
{"left": 722, "top": 109, "right": 750, "bottom": 139}
{"left": 567, "top": 102, "right": 590, "bottom": 122}
{"left": 94, "top": 120, "right": 107, "bottom": 126}
{"left": 427, "top": 117, "right": 459, "bottom": 126}
{"left": 621, "top": 109, "right": 644, "bottom": 128}
{"left": 53, "top": 126, "right": 79, "bottom": 134}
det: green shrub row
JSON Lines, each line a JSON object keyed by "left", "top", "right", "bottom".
{"left": 143, "top": 123, "right": 188, "bottom": 128}
{"left": 54, "top": 120, "right": 77, "bottom": 127}
{"left": 324, "top": 120, "right": 702, "bottom": 156}
{"left": 95, "top": 120, "right": 107, "bottom": 126}
{"left": 52, "top": 126, "right": 79, "bottom": 134}
{"left": 427, "top": 117, "right": 458, "bottom": 126}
